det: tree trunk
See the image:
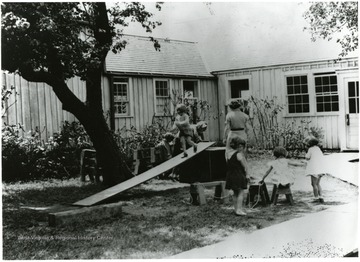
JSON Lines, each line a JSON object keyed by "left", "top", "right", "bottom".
{"left": 79, "top": 110, "right": 134, "bottom": 186}
{"left": 49, "top": 77, "right": 134, "bottom": 187}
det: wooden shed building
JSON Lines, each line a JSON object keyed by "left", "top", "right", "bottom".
{"left": 212, "top": 56, "right": 359, "bottom": 150}
{"left": 104, "top": 35, "right": 219, "bottom": 141}
{"left": 2, "top": 35, "right": 220, "bottom": 142}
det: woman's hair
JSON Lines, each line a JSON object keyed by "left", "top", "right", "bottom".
{"left": 273, "top": 146, "right": 287, "bottom": 158}
{"left": 229, "top": 136, "right": 246, "bottom": 149}
{"left": 303, "top": 136, "right": 319, "bottom": 147}
{"left": 228, "top": 99, "right": 242, "bottom": 110}
{"left": 176, "top": 103, "right": 187, "bottom": 113}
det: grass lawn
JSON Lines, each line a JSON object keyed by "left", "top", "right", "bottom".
{"left": 2, "top": 154, "right": 358, "bottom": 259}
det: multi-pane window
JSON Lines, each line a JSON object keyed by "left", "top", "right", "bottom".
{"left": 113, "top": 78, "right": 129, "bottom": 115}
{"left": 348, "top": 81, "right": 359, "bottom": 113}
{"left": 286, "top": 75, "right": 310, "bottom": 113}
{"left": 315, "top": 75, "right": 339, "bottom": 112}
{"left": 155, "top": 80, "right": 171, "bottom": 115}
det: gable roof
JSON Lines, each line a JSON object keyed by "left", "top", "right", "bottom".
{"left": 105, "top": 35, "right": 213, "bottom": 78}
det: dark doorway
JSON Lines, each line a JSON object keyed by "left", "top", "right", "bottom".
{"left": 230, "top": 79, "right": 249, "bottom": 98}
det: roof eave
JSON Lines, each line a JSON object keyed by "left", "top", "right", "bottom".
{"left": 105, "top": 71, "right": 216, "bottom": 79}
{"left": 211, "top": 56, "right": 359, "bottom": 75}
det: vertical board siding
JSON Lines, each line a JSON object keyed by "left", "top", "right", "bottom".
{"left": 29, "top": 82, "right": 39, "bottom": 131}
{"left": 113, "top": 76, "right": 220, "bottom": 141}
{"left": 214, "top": 58, "right": 358, "bottom": 149}
{"left": 37, "top": 82, "right": 47, "bottom": 142}
{"left": 4, "top": 72, "right": 220, "bottom": 143}
{"left": 202, "top": 79, "right": 220, "bottom": 141}
{"left": 44, "top": 84, "right": 53, "bottom": 138}
{"left": 5, "top": 73, "right": 16, "bottom": 126}
{"left": 101, "top": 74, "right": 111, "bottom": 122}
{"left": 21, "top": 76, "right": 32, "bottom": 130}
{"left": 14, "top": 74, "right": 22, "bottom": 134}
{"left": 283, "top": 116, "right": 339, "bottom": 148}
{"left": 2, "top": 73, "right": 86, "bottom": 141}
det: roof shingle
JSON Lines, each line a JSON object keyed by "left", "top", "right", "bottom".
{"left": 105, "top": 35, "right": 213, "bottom": 78}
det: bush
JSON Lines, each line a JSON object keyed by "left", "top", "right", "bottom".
{"left": 2, "top": 124, "right": 29, "bottom": 181}
{"left": 247, "top": 96, "right": 324, "bottom": 157}
{"left": 2, "top": 121, "right": 92, "bottom": 182}
{"left": 2, "top": 119, "right": 175, "bottom": 182}
{"left": 113, "top": 122, "right": 169, "bottom": 163}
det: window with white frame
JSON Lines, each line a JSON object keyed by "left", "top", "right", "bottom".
{"left": 155, "top": 79, "right": 171, "bottom": 115}
{"left": 113, "top": 78, "right": 130, "bottom": 116}
{"left": 286, "top": 75, "right": 310, "bottom": 113}
{"left": 348, "top": 81, "right": 359, "bottom": 113}
{"left": 314, "top": 74, "right": 339, "bottom": 112}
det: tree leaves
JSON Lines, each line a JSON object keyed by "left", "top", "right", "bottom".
{"left": 303, "top": 2, "right": 358, "bottom": 58}
{"left": 1, "top": 2, "right": 162, "bottom": 81}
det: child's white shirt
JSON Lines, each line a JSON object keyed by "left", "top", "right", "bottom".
{"left": 305, "top": 146, "right": 328, "bottom": 176}
{"left": 267, "top": 158, "right": 295, "bottom": 185}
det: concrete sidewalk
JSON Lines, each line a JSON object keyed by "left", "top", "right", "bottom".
{"left": 323, "top": 152, "right": 358, "bottom": 186}
{"left": 169, "top": 201, "right": 358, "bottom": 259}
{"left": 169, "top": 152, "right": 359, "bottom": 259}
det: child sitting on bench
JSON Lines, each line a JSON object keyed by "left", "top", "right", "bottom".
{"left": 260, "top": 146, "right": 303, "bottom": 187}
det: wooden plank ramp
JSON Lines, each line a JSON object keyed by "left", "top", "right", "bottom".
{"left": 73, "top": 142, "right": 215, "bottom": 207}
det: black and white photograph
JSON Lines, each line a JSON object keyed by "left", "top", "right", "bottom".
{"left": 1, "top": 1, "right": 358, "bottom": 260}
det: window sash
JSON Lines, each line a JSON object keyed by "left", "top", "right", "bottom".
{"left": 155, "top": 80, "right": 171, "bottom": 115}
{"left": 314, "top": 75, "right": 339, "bottom": 112}
{"left": 155, "top": 80, "right": 169, "bottom": 97}
{"left": 286, "top": 75, "right": 310, "bottom": 114}
{"left": 113, "top": 80, "right": 129, "bottom": 115}
{"left": 348, "top": 81, "right": 359, "bottom": 114}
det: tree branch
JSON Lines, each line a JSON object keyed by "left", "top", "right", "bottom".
{"left": 18, "top": 65, "right": 51, "bottom": 84}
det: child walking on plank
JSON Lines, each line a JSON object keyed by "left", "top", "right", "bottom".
{"left": 173, "top": 103, "right": 197, "bottom": 158}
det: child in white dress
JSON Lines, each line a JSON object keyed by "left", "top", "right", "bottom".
{"left": 260, "top": 147, "right": 301, "bottom": 186}
{"left": 303, "top": 136, "right": 327, "bottom": 203}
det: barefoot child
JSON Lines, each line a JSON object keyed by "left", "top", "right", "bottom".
{"left": 225, "top": 136, "right": 249, "bottom": 216}
{"left": 173, "top": 104, "right": 197, "bottom": 158}
{"left": 303, "top": 136, "right": 327, "bottom": 203}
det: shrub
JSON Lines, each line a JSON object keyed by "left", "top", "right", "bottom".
{"left": 2, "top": 121, "right": 92, "bottom": 182}
{"left": 36, "top": 121, "right": 93, "bottom": 179}
{"left": 247, "top": 96, "right": 324, "bottom": 157}
{"left": 248, "top": 96, "right": 284, "bottom": 149}
{"left": 2, "top": 124, "right": 29, "bottom": 181}
{"left": 2, "top": 119, "right": 176, "bottom": 182}
{"left": 113, "top": 122, "right": 168, "bottom": 163}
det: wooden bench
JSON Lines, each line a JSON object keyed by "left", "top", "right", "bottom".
{"left": 189, "top": 181, "right": 229, "bottom": 205}
{"left": 79, "top": 149, "right": 100, "bottom": 183}
{"left": 271, "top": 184, "right": 294, "bottom": 205}
{"left": 246, "top": 182, "right": 271, "bottom": 207}
{"left": 80, "top": 147, "right": 157, "bottom": 182}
